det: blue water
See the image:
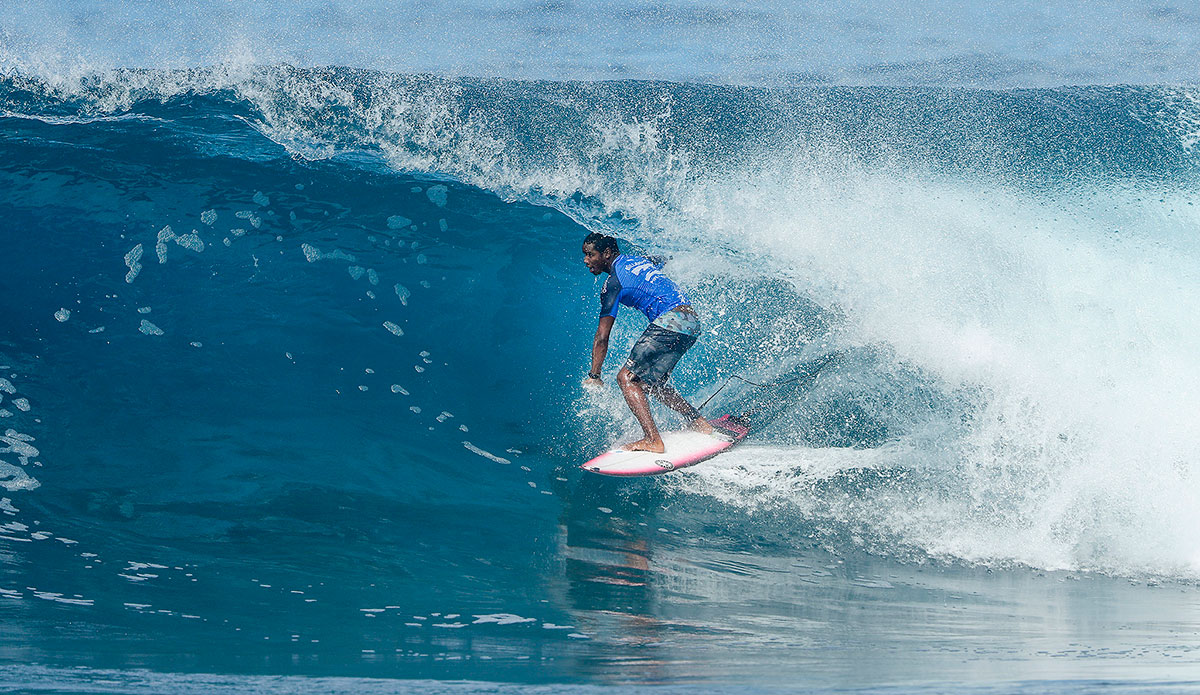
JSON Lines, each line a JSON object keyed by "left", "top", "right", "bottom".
{"left": 3, "top": 3, "right": 1200, "bottom": 693}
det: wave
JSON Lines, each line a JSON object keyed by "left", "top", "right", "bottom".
{"left": 1, "top": 66, "right": 1199, "bottom": 583}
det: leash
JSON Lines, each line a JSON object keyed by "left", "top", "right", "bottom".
{"left": 697, "top": 353, "right": 837, "bottom": 422}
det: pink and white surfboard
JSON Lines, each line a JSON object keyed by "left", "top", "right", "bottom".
{"left": 581, "top": 415, "right": 750, "bottom": 477}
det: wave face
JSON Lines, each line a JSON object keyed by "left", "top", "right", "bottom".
{"left": 1, "top": 66, "right": 1200, "bottom": 686}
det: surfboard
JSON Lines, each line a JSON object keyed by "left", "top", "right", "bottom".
{"left": 581, "top": 414, "right": 750, "bottom": 476}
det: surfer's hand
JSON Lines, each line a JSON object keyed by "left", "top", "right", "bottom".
{"left": 583, "top": 377, "right": 603, "bottom": 390}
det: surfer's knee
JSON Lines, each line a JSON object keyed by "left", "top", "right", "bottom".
{"left": 617, "top": 367, "right": 639, "bottom": 389}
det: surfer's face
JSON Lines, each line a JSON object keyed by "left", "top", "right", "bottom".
{"left": 582, "top": 243, "right": 612, "bottom": 275}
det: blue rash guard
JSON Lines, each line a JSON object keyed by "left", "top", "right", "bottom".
{"left": 599, "top": 254, "right": 689, "bottom": 322}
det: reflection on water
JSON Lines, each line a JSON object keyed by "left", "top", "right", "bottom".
{"left": 551, "top": 475, "right": 1200, "bottom": 687}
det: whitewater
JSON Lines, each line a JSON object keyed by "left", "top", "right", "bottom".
{"left": 2, "top": 2, "right": 1200, "bottom": 693}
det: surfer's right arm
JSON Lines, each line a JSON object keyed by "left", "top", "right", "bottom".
{"left": 587, "top": 271, "right": 622, "bottom": 386}
{"left": 585, "top": 315, "right": 616, "bottom": 387}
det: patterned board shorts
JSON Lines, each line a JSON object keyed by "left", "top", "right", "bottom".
{"left": 623, "top": 308, "right": 701, "bottom": 386}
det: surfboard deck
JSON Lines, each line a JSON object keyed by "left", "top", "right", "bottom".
{"left": 581, "top": 414, "right": 750, "bottom": 476}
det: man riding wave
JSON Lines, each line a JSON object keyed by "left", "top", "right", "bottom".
{"left": 581, "top": 233, "right": 712, "bottom": 453}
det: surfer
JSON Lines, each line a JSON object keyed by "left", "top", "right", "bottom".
{"left": 581, "top": 233, "right": 712, "bottom": 453}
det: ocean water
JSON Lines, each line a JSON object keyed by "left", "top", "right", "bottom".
{"left": 2, "top": 2, "right": 1200, "bottom": 693}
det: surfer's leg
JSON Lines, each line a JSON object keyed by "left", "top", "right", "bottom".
{"left": 617, "top": 367, "right": 665, "bottom": 453}
{"left": 649, "top": 383, "right": 713, "bottom": 435}
{"left": 630, "top": 311, "right": 707, "bottom": 434}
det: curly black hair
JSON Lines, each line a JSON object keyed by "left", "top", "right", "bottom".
{"left": 582, "top": 232, "right": 619, "bottom": 255}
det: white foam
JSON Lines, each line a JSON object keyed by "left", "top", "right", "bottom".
{"left": 124, "top": 243, "right": 143, "bottom": 283}
{"left": 54, "top": 308, "right": 70, "bottom": 322}
{"left": 426, "top": 185, "right": 448, "bottom": 207}
{"left": 394, "top": 284, "right": 411, "bottom": 305}
{"left": 462, "top": 442, "right": 510, "bottom": 465}
{"left": 640, "top": 165, "right": 1200, "bottom": 577}
{"left": 0, "top": 463, "right": 39, "bottom": 492}
{"left": 387, "top": 215, "right": 411, "bottom": 229}
{"left": 34, "top": 592, "right": 93, "bottom": 606}
{"left": 138, "top": 320, "right": 164, "bottom": 336}
{"left": 235, "top": 210, "right": 262, "bottom": 228}
{"left": 471, "top": 613, "right": 534, "bottom": 625}
{"left": 155, "top": 225, "right": 174, "bottom": 263}
{"left": 301, "top": 243, "right": 355, "bottom": 262}
{"left": 200, "top": 209, "right": 217, "bottom": 225}
{"left": 0, "top": 431, "right": 38, "bottom": 458}
{"left": 382, "top": 321, "right": 404, "bottom": 337}
{"left": 125, "top": 561, "right": 167, "bottom": 571}
{"left": 175, "top": 231, "right": 204, "bottom": 253}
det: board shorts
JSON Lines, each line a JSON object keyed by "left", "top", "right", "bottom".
{"left": 623, "top": 308, "right": 701, "bottom": 387}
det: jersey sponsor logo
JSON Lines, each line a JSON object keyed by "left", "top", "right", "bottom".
{"left": 627, "top": 259, "right": 663, "bottom": 283}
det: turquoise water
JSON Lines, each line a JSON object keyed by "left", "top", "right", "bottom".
{"left": 3, "top": 3, "right": 1200, "bottom": 693}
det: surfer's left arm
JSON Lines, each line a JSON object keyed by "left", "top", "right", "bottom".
{"left": 585, "top": 315, "right": 615, "bottom": 386}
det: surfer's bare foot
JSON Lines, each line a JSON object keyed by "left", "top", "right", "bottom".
{"left": 689, "top": 417, "right": 714, "bottom": 435}
{"left": 621, "top": 437, "right": 666, "bottom": 453}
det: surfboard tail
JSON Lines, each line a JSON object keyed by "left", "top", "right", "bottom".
{"left": 709, "top": 414, "right": 750, "bottom": 441}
